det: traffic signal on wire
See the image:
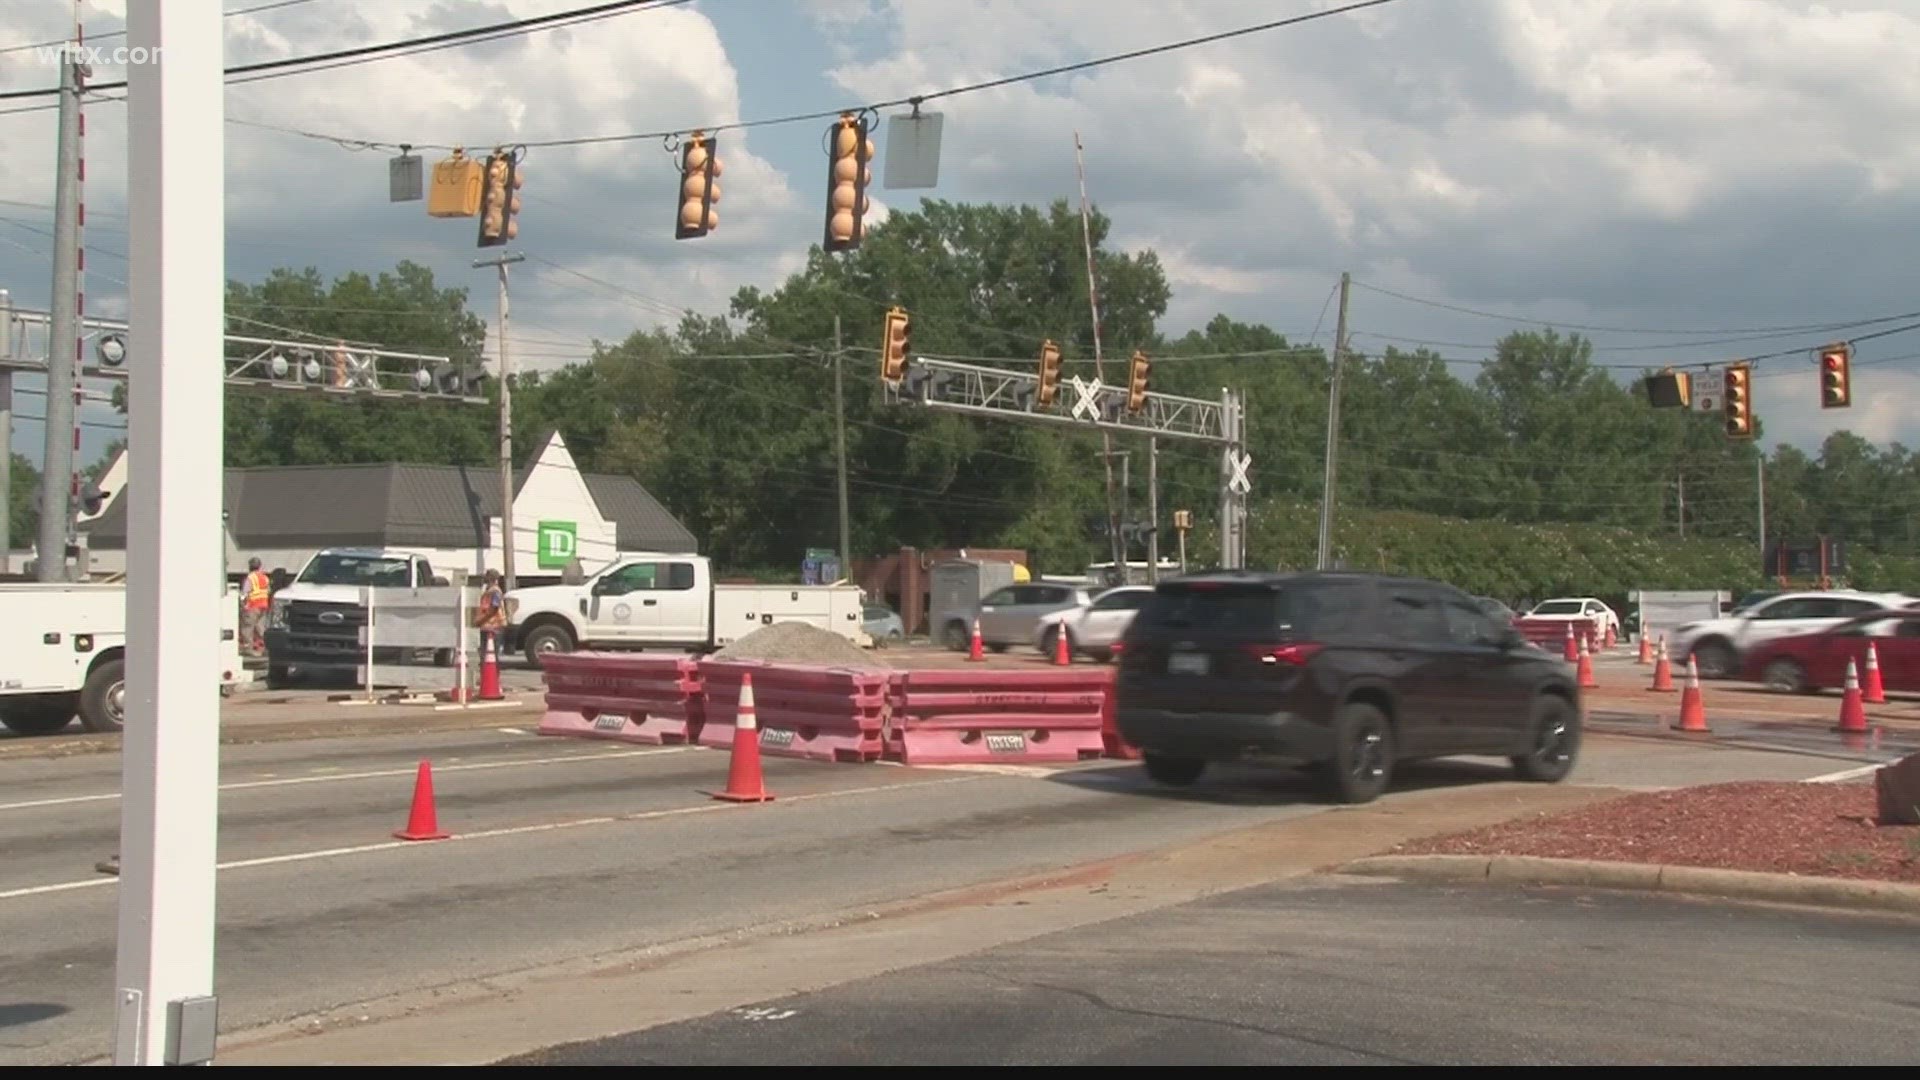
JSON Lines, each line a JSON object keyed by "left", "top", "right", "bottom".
{"left": 675, "top": 133, "right": 722, "bottom": 239}
{"left": 1126, "top": 350, "right": 1150, "bottom": 413}
{"left": 880, "top": 307, "right": 911, "bottom": 385}
{"left": 1036, "top": 340, "right": 1063, "bottom": 408}
{"left": 824, "top": 113, "right": 874, "bottom": 252}
{"left": 476, "top": 148, "right": 522, "bottom": 247}
{"left": 1722, "top": 362, "right": 1753, "bottom": 440}
{"left": 1819, "top": 343, "right": 1851, "bottom": 409}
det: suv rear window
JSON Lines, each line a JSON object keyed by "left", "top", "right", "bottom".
{"left": 1138, "top": 583, "right": 1292, "bottom": 633}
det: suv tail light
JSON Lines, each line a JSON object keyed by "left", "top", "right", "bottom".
{"left": 1240, "top": 642, "right": 1324, "bottom": 666}
{"left": 1110, "top": 641, "right": 1126, "bottom": 655}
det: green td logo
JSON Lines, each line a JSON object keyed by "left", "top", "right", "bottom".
{"left": 535, "top": 520, "right": 577, "bottom": 569}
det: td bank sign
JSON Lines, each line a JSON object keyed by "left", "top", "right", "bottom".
{"left": 535, "top": 520, "right": 578, "bottom": 569}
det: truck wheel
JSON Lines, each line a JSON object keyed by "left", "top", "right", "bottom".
{"left": 267, "top": 663, "right": 294, "bottom": 689}
{"left": 522, "top": 624, "right": 575, "bottom": 667}
{"left": 0, "top": 703, "right": 75, "bottom": 736}
{"left": 79, "top": 659, "right": 126, "bottom": 734}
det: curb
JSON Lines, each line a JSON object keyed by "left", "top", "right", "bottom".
{"left": 1340, "top": 854, "right": 1920, "bottom": 917}
{"left": 0, "top": 704, "right": 545, "bottom": 761}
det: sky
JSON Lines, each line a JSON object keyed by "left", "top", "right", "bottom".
{"left": 1, "top": 0, "right": 1918, "bottom": 468}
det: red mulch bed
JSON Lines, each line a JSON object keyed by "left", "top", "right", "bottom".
{"left": 1393, "top": 781, "right": 1920, "bottom": 884}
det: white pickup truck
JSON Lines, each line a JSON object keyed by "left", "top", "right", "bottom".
{"left": 506, "top": 553, "right": 869, "bottom": 664}
{"left": 0, "top": 582, "right": 246, "bottom": 736}
{"left": 263, "top": 547, "right": 451, "bottom": 687}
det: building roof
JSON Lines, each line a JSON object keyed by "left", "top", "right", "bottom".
{"left": 85, "top": 461, "right": 696, "bottom": 555}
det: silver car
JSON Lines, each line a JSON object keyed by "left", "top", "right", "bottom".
{"left": 1033, "top": 585, "right": 1154, "bottom": 661}
{"left": 966, "top": 582, "right": 1091, "bottom": 652}
{"left": 862, "top": 604, "right": 905, "bottom": 645}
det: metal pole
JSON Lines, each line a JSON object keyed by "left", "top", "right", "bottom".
{"left": 1756, "top": 453, "right": 1766, "bottom": 553}
{"left": 1073, "top": 132, "right": 1125, "bottom": 581}
{"left": 1677, "top": 472, "right": 1686, "bottom": 540}
{"left": 1119, "top": 451, "right": 1131, "bottom": 579}
{"left": 1314, "top": 272, "right": 1350, "bottom": 571}
{"left": 38, "top": 51, "right": 84, "bottom": 582}
{"left": 1146, "top": 437, "right": 1160, "bottom": 583}
{"left": 1, "top": 287, "right": 12, "bottom": 573}
{"left": 833, "top": 314, "right": 851, "bottom": 571}
{"left": 116, "top": 3, "right": 224, "bottom": 1064}
{"left": 474, "top": 252, "right": 524, "bottom": 590}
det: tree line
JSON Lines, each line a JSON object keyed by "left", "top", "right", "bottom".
{"left": 182, "top": 200, "right": 1915, "bottom": 596}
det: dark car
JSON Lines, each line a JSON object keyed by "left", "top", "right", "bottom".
{"left": 1112, "top": 570, "right": 1582, "bottom": 804}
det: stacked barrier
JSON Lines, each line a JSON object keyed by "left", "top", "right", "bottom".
{"left": 697, "top": 659, "right": 891, "bottom": 763}
{"left": 537, "top": 652, "right": 704, "bottom": 745}
{"left": 886, "top": 668, "right": 1109, "bottom": 765}
{"left": 1514, "top": 618, "right": 1599, "bottom": 652}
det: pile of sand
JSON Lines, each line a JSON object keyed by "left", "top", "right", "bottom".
{"left": 711, "top": 621, "right": 892, "bottom": 668}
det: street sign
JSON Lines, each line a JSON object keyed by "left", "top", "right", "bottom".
{"left": 1069, "top": 375, "right": 1104, "bottom": 421}
{"left": 1227, "top": 450, "right": 1252, "bottom": 495}
{"left": 1692, "top": 366, "right": 1725, "bottom": 414}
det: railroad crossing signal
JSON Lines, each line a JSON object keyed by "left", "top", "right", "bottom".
{"left": 1126, "top": 350, "right": 1150, "bottom": 414}
{"left": 880, "top": 307, "right": 911, "bottom": 385}
{"left": 1819, "top": 343, "right": 1851, "bottom": 409}
{"left": 475, "top": 148, "right": 522, "bottom": 247}
{"left": 1722, "top": 361, "right": 1753, "bottom": 440}
{"left": 1036, "top": 339, "right": 1062, "bottom": 408}
{"left": 824, "top": 113, "right": 874, "bottom": 252}
{"left": 675, "top": 132, "right": 722, "bottom": 239}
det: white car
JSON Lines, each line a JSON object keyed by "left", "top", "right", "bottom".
{"left": 1523, "top": 597, "right": 1621, "bottom": 642}
{"left": 1032, "top": 585, "right": 1155, "bottom": 661}
{"left": 1670, "top": 589, "right": 1918, "bottom": 679}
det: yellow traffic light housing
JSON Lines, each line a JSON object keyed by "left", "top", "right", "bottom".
{"left": 675, "top": 132, "right": 722, "bottom": 240}
{"left": 1819, "top": 343, "right": 1851, "bottom": 409}
{"left": 1722, "top": 362, "right": 1753, "bottom": 440}
{"left": 880, "top": 307, "right": 911, "bottom": 385}
{"left": 476, "top": 148, "right": 523, "bottom": 248}
{"left": 825, "top": 113, "right": 874, "bottom": 252}
{"left": 1036, "top": 340, "right": 1063, "bottom": 408}
{"left": 428, "top": 148, "right": 483, "bottom": 217}
{"left": 1126, "top": 350, "right": 1150, "bottom": 414}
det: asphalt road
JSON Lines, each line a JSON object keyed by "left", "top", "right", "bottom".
{"left": 0, "top": 727, "right": 1870, "bottom": 1065}
{"left": 511, "top": 880, "right": 1920, "bottom": 1066}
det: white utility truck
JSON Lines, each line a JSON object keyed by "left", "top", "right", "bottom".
{"left": 263, "top": 547, "right": 450, "bottom": 687}
{"left": 506, "top": 553, "right": 869, "bottom": 664}
{"left": 0, "top": 582, "right": 247, "bottom": 736}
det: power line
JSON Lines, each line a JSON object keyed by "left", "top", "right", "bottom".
{"left": 0, "top": 0, "right": 687, "bottom": 101}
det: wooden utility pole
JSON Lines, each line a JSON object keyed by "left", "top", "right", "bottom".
{"left": 833, "top": 314, "right": 851, "bottom": 570}
{"left": 1074, "top": 133, "right": 1125, "bottom": 583}
{"left": 1314, "top": 272, "right": 1351, "bottom": 570}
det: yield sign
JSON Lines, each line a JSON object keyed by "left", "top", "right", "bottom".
{"left": 1069, "top": 375, "right": 1104, "bottom": 421}
{"left": 1226, "top": 449, "right": 1252, "bottom": 495}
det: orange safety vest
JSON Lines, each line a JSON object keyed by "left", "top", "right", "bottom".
{"left": 244, "top": 570, "right": 271, "bottom": 610}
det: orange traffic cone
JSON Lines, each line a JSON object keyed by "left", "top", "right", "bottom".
{"left": 1576, "top": 637, "right": 1598, "bottom": 689}
{"left": 968, "top": 617, "right": 985, "bottom": 663}
{"left": 1836, "top": 658, "right": 1868, "bottom": 734}
{"left": 1862, "top": 642, "right": 1887, "bottom": 705}
{"left": 1637, "top": 628, "right": 1654, "bottom": 665}
{"left": 1053, "top": 624, "right": 1072, "bottom": 666}
{"left": 710, "top": 674, "right": 773, "bottom": 803}
{"left": 1604, "top": 621, "right": 1617, "bottom": 650}
{"left": 1650, "top": 637, "right": 1674, "bottom": 692}
{"left": 1562, "top": 624, "right": 1578, "bottom": 662}
{"left": 394, "top": 760, "right": 450, "bottom": 841}
{"left": 448, "top": 646, "right": 469, "bottom": 705}
{"left": 1674, "top": 655, "right": 1709, "bottom": 732}
{"left": 477, "top": 631, "right": 504, "bottom": 701}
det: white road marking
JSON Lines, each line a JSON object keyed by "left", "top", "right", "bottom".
{"left": 1803, "top": 762, "right": 1883, "bottom": 783}
{"left": 0, "top": 775, "right": 980, "bottom": 902}
{"left": 0, "top": 747, "right": 693, "bottom": 813}
{"left": 496, "top": 727, "right": 530, "bottom": 736}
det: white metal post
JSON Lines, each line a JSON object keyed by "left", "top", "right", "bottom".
{"left": 115, "top": 4, "right": 224, "bottom": 1067}
{"left": 364, "top": 587, "right": 377, "bottom": 703}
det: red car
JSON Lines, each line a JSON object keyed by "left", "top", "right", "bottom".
{"left": 1741, "top": 608, "right": 1920, "bottom": 694}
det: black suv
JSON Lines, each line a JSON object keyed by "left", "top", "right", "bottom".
{"left": 1113, "top": 570, "right": 1580, "bottom": 804}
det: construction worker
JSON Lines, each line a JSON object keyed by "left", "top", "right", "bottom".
{"left": 241, "top": 556, "right": 272, "bottom": 656}
{"left": 476, "top": 568, "right": 508, "bottom": 642}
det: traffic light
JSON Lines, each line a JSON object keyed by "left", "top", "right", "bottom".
{"left": 1819, "top": 342, "right": 1851, "bottom": 409}
{"left": 1036, "top": 339, "right": 1063, "bottom": 408}
{"left": 428, "top": 148, "right": 483, "bottom": 217}
{"left": 824, "top": 113, "right": 874, "bottom": 252}
{"left": 1126, "top": 350, "right": 1150, "bottom": 413}
{"left": 1722, "top": 361, "right": 1753, "bottom": 440}
{"left": 880, "top": 306, "right": 911, "bottom": 385}
{"left": 1642, "top": 369, "right": 1690, "bottom": 408}
{"left": 475, "top": 148, "right": 522, "bottom": 247}
{"left": 675, "top": 132, "right": 722, "bottom": 239}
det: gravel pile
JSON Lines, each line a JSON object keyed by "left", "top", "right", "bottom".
{"left": 712, "top": 621, "right": 891, "bottom": 668}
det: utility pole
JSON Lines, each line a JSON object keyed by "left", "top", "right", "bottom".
{"left": 1, "top": 287, "right": 12, "bottom": 573}
{"left": 833, "top": 314, "right": 851, "bottom": 571}
{"left": 1118, "top": 450, "right": 1131, "bottom": 576}
{"left": 1677, "top": 472, "right": 1687, "bottom": 539}
{"left": 1146, "top": 437, "right": 1160, "bottom": 583}
{"left": 474, "top": 251, "right": 524, "bottom": 590}
{"left": 115, "top": 2, "right": 224, "bottom": 1064}
{"left": 38, "top": 50, "right": 85, "bottom": 582}
{"left": 1755, "top": 454, "right": 1767, "bottom": 553}
{"left": 1314, "top": 272, "right": 1350, "bottom": 571}
{"left": 1074, "top": 133, "right": 1125, "bottom": 583}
